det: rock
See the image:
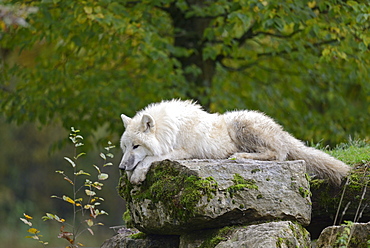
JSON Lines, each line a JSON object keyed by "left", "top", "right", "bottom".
{"left": 308, "top": 164, "right": 370, "bottom": 239}
{"left": 180, "top": 221, "right": 311, "bottom": 248}
{"left": 100, "top": 228, "right": 179, "bottom": 248}
{"left": 316, "top": 221, "right": 370, "bottom": 247}
{"left": 118, "top": 159, "right": 311, "bottom": 235}
{"left": 101, "top": 221, "right": 310, "bottom": 248}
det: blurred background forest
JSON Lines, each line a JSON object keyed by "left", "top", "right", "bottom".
{"left": 0, "top": 0, "right": 369, "bottom": 247}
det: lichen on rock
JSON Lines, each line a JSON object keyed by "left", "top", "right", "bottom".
{"left": 118, "top": 159, "right": 311, "bottom": 235}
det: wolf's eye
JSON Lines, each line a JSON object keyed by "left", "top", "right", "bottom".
{"left": 133, "top": 145, "right": 140, "bottom": 149}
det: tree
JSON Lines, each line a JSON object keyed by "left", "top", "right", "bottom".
{"left": 0, "top": 0, "right": 369, "bottom": 144}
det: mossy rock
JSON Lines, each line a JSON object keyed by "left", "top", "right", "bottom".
{"left": 118, "top": 159, "right": 311, "bottom": 235}
{"left": 180, "top": 221, "right": 311, "bottom": 248}
{"left": 308, "top": 163, "right": 370, "bottom": 239}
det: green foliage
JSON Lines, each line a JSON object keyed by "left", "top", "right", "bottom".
{"left": 336, "top": 221, "right": 354, "bottom": 248}
{"left": 0, "top": 0, "right": 369, "bottom": 145}
{"left": 326, "top": 140, "right": 370, "bottom": 165}
{"left": 19, "top": 127, "right": 115, "bottom": 247}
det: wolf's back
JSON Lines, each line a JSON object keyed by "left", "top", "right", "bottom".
{"left": 287, "top": 139, "right": 350, "bottom": 185}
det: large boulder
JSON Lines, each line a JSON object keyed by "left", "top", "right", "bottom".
{"left": 180, "top": 221, "right": 311, "bottom": 248}
{"left": 316, "top": 221, "right": 370, "bottom": 247}
{"left": 101, "top": 221, "right": 310, "bottom": 248}
{"left": 119, "top": 159, "right": 311, "bottom": 235}
{"left": 100, "top": 228, "right": 179, "bottom": 248}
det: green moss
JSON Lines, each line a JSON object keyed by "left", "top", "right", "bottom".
{"left": 123, "top": 209, "right": 133, "bottom": 228}
{"left": 199, "top": 226, "right": 235, "bottom": 248}
{"left": 251, "top": 168, "right": 261, "bottom": 173}
{"left": 309, "top": 160, "right": 370, "bottom": 214}
{"left": 118, "top": 172, "right": 134, "bottom": 202}
{"left": 276, "top": 237, "right": 285, "bottom": 247}
{"left": 257, "top": 194, "right": 263, "bottom": 199}
{"left": 309, "top": 178, "right": 326, "bottom": 190}
{"left": 299, "top": 186, "right": 311, "bottom": 198}
{"left": 119, "top": 160, "right": 218, "bottom": 222}
{"left": 227, "top": 173, "right": 258, "bottom": 197}
{"left": 129, "top": 232, "right": 147, "bottom": 239}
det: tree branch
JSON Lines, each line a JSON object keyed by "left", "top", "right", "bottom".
{"left": 219, "top": 37, "right": 345, "bottom": 72}
{"left": 254, "top": 30, "right": 302, "bottom": 39}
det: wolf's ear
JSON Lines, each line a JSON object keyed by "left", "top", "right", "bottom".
{"left": 141, "top": 114, "right": 155, "bottom": 133}
{"left": 121, "top": 114, "right": 132, "bottom": 128}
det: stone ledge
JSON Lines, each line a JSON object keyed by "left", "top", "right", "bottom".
{"left": 119, "top": 159, "right": 311, "bottom": 235}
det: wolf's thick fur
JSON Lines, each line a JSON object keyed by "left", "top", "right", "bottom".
{"left": 119, "top": 99, "right": 350, "bottom": 185}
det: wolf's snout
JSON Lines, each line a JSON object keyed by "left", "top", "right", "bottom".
{"left": 119, "top": 155, "right": 136, "bottom": 171}
{"left": 119, "top": 162, "right": 126, "bottom": 170}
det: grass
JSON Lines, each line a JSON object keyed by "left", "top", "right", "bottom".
{"left": 320, "top": 139, "right": 370, "bottom": 165}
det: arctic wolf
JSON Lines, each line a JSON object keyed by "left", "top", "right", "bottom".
{"left": 119, "top": 99, "right": 350, "bottom": 185}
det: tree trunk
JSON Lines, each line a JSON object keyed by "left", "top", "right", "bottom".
{"left": 165, "top": 2, "right": 216, "bottom": 109}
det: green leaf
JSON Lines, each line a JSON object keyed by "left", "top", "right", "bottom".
{"left": 92, "top": 164, "right": 101, "bottom": 173}
{"left": 75, "top": 152, "right": 86, "bottom": 159}
{"left": 64, "top": 157, "right": 76, "bottom": 168}
{"left": 85, "top": 189, "right": 96, "bottom": 196}
{"left": 98, "top": 173, "right": 109, "bottom": 180}
{"left": 103, "top": 162, "right": 113, "bottom": 167}
{"left": 20, "top": 218, "right": 32, "bottom": 226}
{"left": 86, "top": 219, "right": 94, "bottom": 227}
{"left": 100, "top": 152, "right": 106, "bottom": 160}
{"left": 75, "top": 170, "right": 91, "bottom": 176}
{"left": 106, "top": 153, "right": 114, "bottom": 158}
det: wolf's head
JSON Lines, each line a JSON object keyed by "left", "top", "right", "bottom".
{"left": 119, "top": 113, "right": 159, "bottom": 171}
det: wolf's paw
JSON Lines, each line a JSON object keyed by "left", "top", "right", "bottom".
{"left": 228, "top": 153, "right": 248, "bottom": 160}
{"left": 129, "top": 171, "right": 146, "bottom": 185}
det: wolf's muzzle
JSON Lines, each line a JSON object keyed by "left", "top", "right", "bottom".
{"left": 119, "top": 155, "right": 136, "bottom": 171}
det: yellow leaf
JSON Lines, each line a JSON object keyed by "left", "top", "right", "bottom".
{"left": 28, "top": 228, "right": 40, "bottom": 234}
{"left": 63, "top": 195, "right": 75, "bottom": 204}
{"left": 23, "top": 213, "right": 33, "bottom": 220}
{"left": 308, "top": 1, "right": 316, "bottom": 9}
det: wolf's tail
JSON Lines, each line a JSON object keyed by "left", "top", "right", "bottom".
{"left": 288, "top": 139, "right": 350, "bottom": 186}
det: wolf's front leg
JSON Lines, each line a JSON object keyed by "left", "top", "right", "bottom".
{"left": 129, "top": 156, "right": 161, "bottom": 184}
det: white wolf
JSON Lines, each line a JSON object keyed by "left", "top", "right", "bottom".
{"left": 119, "top": 99, "right": 350, "bottom": 185}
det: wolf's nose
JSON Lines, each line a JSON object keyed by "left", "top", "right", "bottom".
{"left": 119, "top": 162, "right": 126, "bottom": 170}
